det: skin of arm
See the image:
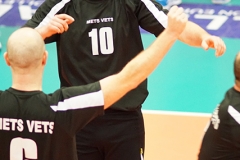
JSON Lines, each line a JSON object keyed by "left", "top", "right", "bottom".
{"left": 100, "top": 6, "right": 188, "bottom": 109}
{"left": 179, "top": 21, "right": 209, "bottom": 46}
{"left": 35, "top": 5, "right": 226, "bottom": 57}
{"left": 178, "top": 21, "right": 226, "bottom": 56}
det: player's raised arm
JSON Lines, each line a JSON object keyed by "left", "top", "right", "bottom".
{"left": 178, "top": 19, "right": 226, "bottom": 57}
{"left": 100, "top": 6, "right": 188, "bottom": 109}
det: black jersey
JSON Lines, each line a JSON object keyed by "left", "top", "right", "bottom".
{"left": 199, "top": 87, "right": 240, "bottom": 160}
{"left": 0, "top": 82, "right": 104, "bottom": 160}
{"left": 24, "top": 0, "right": 168, "bottom": 110}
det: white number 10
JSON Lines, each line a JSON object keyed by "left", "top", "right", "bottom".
{"left": 88, "top": 27, "right": 114, "bottom": 55}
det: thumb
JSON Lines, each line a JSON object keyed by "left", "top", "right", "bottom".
{"left": 201, "top": 40, "right": 209, "bottom": 50}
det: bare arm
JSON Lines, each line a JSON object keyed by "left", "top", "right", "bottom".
{"left": 100, "top": 6, "right": 188, "bottom": 109}
{"left": 178, "top": 21, "right": 226, "bottom": 57}
{"left": 178, "top": 21, "right": 208, "bottom": 46}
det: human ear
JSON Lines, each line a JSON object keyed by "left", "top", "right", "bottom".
{"left": 3, "top": 52, "right": 11, "bottom": 66}
{"left": 42, "top": 51, "right": 48, "bottom": 65}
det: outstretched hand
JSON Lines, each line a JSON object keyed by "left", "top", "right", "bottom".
{"left": 166, "top": 6, "right": 188, "bottom": 37}
{"left": 36, "top": 14, "right": 75, "bottom": 39}
{"left": 201, "top": 35, "right": 226, "bottom": 57}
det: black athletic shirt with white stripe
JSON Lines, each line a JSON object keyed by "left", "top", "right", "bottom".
{"left": 199, "top": 87, "right": 240, "bottom": 160}
{"left": 24, "top": 0, "right": 168, "bottom": 110}
{"left": 0, "top": 82, "right": 104, "bottom": 160}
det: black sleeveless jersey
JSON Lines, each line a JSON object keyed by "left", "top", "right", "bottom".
{"left": 24, "top": 0, "right": 168, "bottom": 110}
{"left": 0, "top": 82, "right": 104, "bottom": 160}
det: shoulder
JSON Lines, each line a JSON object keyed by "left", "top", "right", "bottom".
{"left": 217, "top": 87, "right": 240, "bottom": 112}
{"left": 225, "top": 87, "right": 240, "bottom": 99}
{"left": 0, "top": 90, "right": 8, "bottom": 98}
{"left": 50, "top": 82, "right": 102, "bottom": 101}
{"left": 63, "top": 82, "right": 101, "bottom": 95}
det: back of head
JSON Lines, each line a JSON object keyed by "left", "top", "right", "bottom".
{"left": 234, "top": 52, "right": 240, "bottom": 84}
{"left": 6, "top": 27, "right": 45, "bottom": 70}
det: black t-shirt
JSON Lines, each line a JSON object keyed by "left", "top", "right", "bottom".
{"left": 199, "top": 87, "right": 240, "bottom": 160}
{"left": 0, "top": 82, "right": 104, "bottom": 160}
{"left": 24, "top": 0, "right": 168, "bottom": 110}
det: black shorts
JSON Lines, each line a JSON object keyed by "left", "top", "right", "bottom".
{"left": 76, "top": 108, "right": 145, "bottom": 160}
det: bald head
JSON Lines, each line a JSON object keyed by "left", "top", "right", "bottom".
{"left": 6, "top": 27, "right": 45, "bottom": 70}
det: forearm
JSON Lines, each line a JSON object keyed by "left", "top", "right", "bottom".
{"left": 121, "top": 30, "right": 178, "bottom": 88}
{"left": 101, "top": 29, "right": 178, "bottom": 109}
{"left": 178, "top": 21, "right": 209, "bottom": 47}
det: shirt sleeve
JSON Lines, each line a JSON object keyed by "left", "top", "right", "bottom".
{"left": 50, "top": 82, "right": 105, "bottom": 136}
{"left": 134, "top": 0, "right": 169, "bottom": 36}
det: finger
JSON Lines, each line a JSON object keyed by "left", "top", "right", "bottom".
{"left": 56, "top": 14, "right": 75, "bottom": 24}
{"left": 179, "top": 11, "right": 188, "bottom": 22}
{"left": 50, "top": 20, "right": 66, "bottom": 33}
{"left": 211, "top": 37, "right": 222, "bottom": 56}
{"left": 174, "top": 7, "right": 184, "bottom": 17}
{"left": 64, "top": 17, "right": 75, "bottom": 25}
{"left": 48, "top": 25, "right": 61, "bottom": 34}
{"left": 51, "top": 16, "right": 71, "bottom": 32}
{"left": 55, "top": 14, "right": 75, "bottom": 31}
{"left": 168, "top": 5, "right": 178, "bottom": 16}
{"left": 214, "top": 40, "right": 222, "bottom": 57}
{"left": 219, "top": 39, "right": 226, "bottom": 55}
{"left": 169, "top": 5, "right": 178, "bottom": 12}
{"left": 201, "top": 40, "right": 209, "bottom": 50}
{"left": 215, "top": 39, "right": 226, "bottom": 57}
